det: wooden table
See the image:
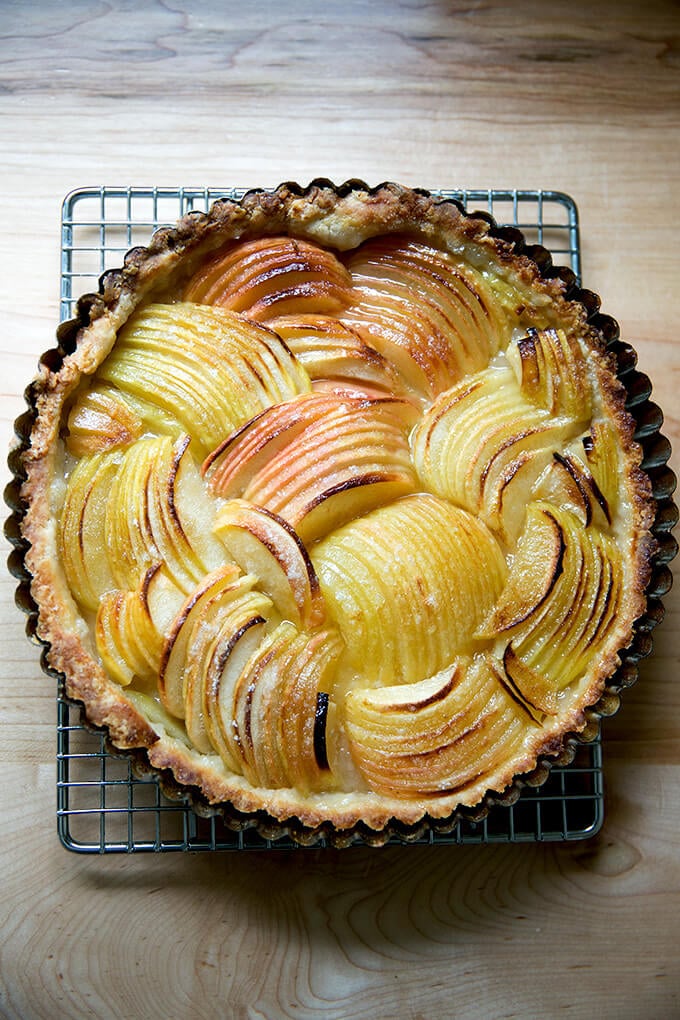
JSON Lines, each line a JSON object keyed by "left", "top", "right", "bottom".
{"left": 1, "top": 3, "right": 678, "bottom": 1017}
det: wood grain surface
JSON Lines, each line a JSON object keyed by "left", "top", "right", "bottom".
{"left": 1, "top": 2, "right": 678, "bottom": 1018}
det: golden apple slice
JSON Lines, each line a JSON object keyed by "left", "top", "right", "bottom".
{"left": 105, "top": 435, "right": 223, "bottom": 595}
{"left": 183, "top": 236, "right": 354, "bottom": 320}
{"left": 507, "top": 326, "right": 591, "bottom": 420}
{"left": 501, "top": 646, "right": 559, "bottom": 718}
{"left": 265, "top": 313, "right": 409, "bottom": 397}
{"left": 183, "top": 582, "right": 274, "bottom": 755}
{"left": 66, "top": 385, "right": 144, "bottom": 457}
{"left": 59, "top": 451, "right": 121, "bottom": 611}
{"left": 213, "top": 499, "right": 326, "bottom": 629}
{"left": 532, "top": 449, "right": 611, "bottom": 529}
{"left": 583, "top": 420, "right": 621, "bottom": 517}
{"left": 345, "top": 654, "right": 531, "bottom": 797}
{"left": 476, "top": 502, "right": 566, "bottom": 637}
{"left": 158, "top": 564, "right": 244, "bottom": 717}
{"left": 203, "top": 611, "right": 271, "bottom": 772}
{"left": 312, "top": 494, "right": 506, "bottom": 687}
{"left": 483, "top": 503, "right": 624, "bottom": 693}
{"left": 95, "top": 578, "right": 163, "bottom": 688}
{"left": 97, "top": 302, "right": 311, "bottom": 457}
{"left": 342, "top": 236, "right": 506, "bottom": 399}
{"left": 227, "top": 622, "right": 343, "bottom": 790}
{"left": 411, "top": 365, "right": 577, "bottom": 535}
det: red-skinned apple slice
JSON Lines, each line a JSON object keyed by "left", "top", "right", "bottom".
{"left": 183, "top": 236, "right": 354, "bottom": 320}
{"left": 213, "top": 499, "right": 326, "bottom": 629}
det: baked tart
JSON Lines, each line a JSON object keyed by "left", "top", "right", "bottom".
{"left": 10, "top": 181, "right": 673, "bottom": 844}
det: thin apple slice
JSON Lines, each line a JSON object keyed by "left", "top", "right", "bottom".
{"left": 507, "top": 326, "right": 592, "bottom": 420}
{"left": 183, "top": 236, "right": 354, "bottom": 320}
{"left": 95, "top": 581, "right": 163, "bottom": 687}
{"left": 583, "top": 420, "right": 621, "bottom": 517}
{"left": 158, "top": 564, "right": 246, "bottom": 718}
{"left": 483, "top": 504, "right": 625, "bottom": 693}
{"left": 65, "top": 385, "right": 144, "bottom": 457}
{"left": 532, "top": 449, "right": 611, "bottom": 529}
{"left": 98, "top": 302, "right": 311, "bottom": 457}
{"left": 265, "top": 313, "right": 410, "bottom": 397}
{"left": 213, "top": 499, "right": 326, "bottom": 629}
{"left": 342, "top": 235, "right": 506, "bottom": 399}
{"left": 206, "top": 391, "right": 419, "bottom": 542}
{"left": 345, "top": 655, "right": 532, "bottom": 797}
{"left": 312, "top": 493, "right": 506, "bottom": 686}
{"left": 476, "top": 502, "right": 566, "bottom": 637}
{"left": 59, "top": 451, "right": 121, "bottom": 611}
{"left": 183, "top": 582, "right": 274, "bottom": 755}
{"left": 203, "top": 612, "right": 270, "bottom": 772}
{"left": 227, "top": 622, "right": 343, "bottom": 790}
{"left": 203, "top": 392, "right": 352, "bottom": 494}
{"left": 238, "top": 396, "right": 419, "bottom": 542}
{"left": 411, "top": 364, "right": 578, "bottom": 536}
{"left": 105, "top": 435, "right": 223, "bottom": 595}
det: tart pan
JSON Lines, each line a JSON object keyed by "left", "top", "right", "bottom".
{"left": 5, "top": 181, "right": 678, "bottom": 848}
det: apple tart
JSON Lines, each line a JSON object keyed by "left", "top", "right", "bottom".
{"left": 14, "top": 181, "right": 667, "bottom": 842}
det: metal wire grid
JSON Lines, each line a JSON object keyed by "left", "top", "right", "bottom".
{"left": 57, "top": 186, "right": 603, "bottom": 852}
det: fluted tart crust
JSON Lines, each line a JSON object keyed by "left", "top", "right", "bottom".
{"left": 19, "top": 182, "right": 657, "bottom": 837}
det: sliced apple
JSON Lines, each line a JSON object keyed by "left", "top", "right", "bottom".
{"left": 203, "top": 612, "right": 271, "bottom": 772}
{"left": 105, "top": 434, "right": 223, "bottom": 595}
{"left": 203, "top": 392, "right": 353, "bottom": 494}
{"left": 213, "top": 499, "right": 326, "bottom": 629}
{"left": 59, "top": 451, "right": 121, "bottom": 611}
{"left": 183, "top": 581, "right": 274, "bottom": 755}
{"left": 342, "top": 235, "right": 507, "bottom": 399}
{"left": 583, "top": 419, "right": 621, "bottom": 517}
{"left": 265, "top": 313, "right": 410, "bottom": 397}
{"left": 97, "top": 302, "right": 311, "bottom": 457}
{"left": 482, "top": 503, "right": 624, "bottom": 692}
{"left": 95, "top": 578, "right": 163, "bottom": 688}
{"left": 532, "top": 449, "right": 611, "bottom": 529}
{"left": 507, "top": 326, "right": 592, "bottom": 420}
{"left": 206, "top": 392, "right": 419, "bottom": 543}
{"left": 183, "top": 236, "right": 354, "bottom": 321}
{"left": 411, "top": 364, "right": 579, "bottom": 536}
{"left": 225, "top": 621, "right": 343, "bottom": 791}
{"left": 501, "top": 646, "right": 559, "bottom": 718}
{"left": 158, "top": 564, "right": 245, "bottom": 718}
{"left": 65, "top": 385, "right": 144, "bottom": 457}
{"left": 476, "top": 502, "right": 566, "bottom": 637}
{"left": 345, "top": 654, "right": 531, "bottom": 797}
{"left": 312, "top": 493, "right": 507, "bottom": 686}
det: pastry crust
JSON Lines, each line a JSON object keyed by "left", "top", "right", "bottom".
{"left": 18, "top": 181, "right": 659, "bottom": 840}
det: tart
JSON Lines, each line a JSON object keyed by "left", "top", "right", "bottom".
{"left": 12, "top": 181, "right": 669, "bottom": 843}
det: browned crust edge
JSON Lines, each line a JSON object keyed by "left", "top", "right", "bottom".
{"left": 10, "top": 179, "right": 672, "bottom": 843}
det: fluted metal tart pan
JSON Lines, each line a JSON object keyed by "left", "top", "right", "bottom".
{"left": 5, "top": 182, "right": 677, "bottom": 849}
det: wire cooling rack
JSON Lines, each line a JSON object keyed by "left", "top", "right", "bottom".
{"left": 57, "top": 186, "right": 603, "bottom": 852}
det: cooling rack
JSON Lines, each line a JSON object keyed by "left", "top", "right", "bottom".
{"left": 57, "top": 185, "right": 604, "bottom": 852}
